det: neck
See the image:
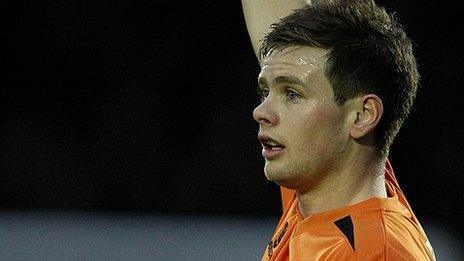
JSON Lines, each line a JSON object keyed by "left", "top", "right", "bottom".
{"left": 296, "top": 149, "right": 387, "bottom": 218}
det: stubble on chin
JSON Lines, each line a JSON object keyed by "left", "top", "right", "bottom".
{"left": 264, "top": 160, "right": 326, "bottom": 192}
{"left": 264, "top": 162, "right": 301, "bottom": 189}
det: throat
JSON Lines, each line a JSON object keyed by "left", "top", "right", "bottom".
{"left": 296, "top": 164, "right": 387, "bottom": 218}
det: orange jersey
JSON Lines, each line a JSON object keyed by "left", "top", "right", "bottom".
{"left": 262, "top": 159, "right": 435, "bottom": 261}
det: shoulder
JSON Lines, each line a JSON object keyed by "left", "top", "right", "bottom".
{"left": 351, "top": 209, "right": 435, "bottom": 260}
{"left": 382, "top": 211, "right": 436, "bottom": 260}
{"left": 284, "top": 204, "right": 435, "bottom": 260}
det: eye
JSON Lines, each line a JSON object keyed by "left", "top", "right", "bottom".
{"left": 258, "top": 88, "right": 269, "bottom": 102}
{"left": 286, "top": 89, "right": 301, "bottom": 102}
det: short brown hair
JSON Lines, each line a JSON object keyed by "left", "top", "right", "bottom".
{"left": 260, "top": 0, "right": 419, "bottom": 156}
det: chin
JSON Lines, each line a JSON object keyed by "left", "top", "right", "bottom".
{"left": 264, "top": 165, "right": 295, "bottom": 187}
{"left": 263, "top": 163, "right": 281, "bottom": 181}
{"left": 264, "top": 163, "right": 314, "bottom": 191}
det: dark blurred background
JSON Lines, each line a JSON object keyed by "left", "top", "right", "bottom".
{"left": 1, "top": 0, "right": 463, "bottom": 258}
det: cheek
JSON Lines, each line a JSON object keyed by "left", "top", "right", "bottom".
{"left": 291, "top": 106, "right": 344, "bottom": 154}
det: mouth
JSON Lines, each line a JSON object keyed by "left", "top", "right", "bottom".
{"left": 258, "top": 134, "right": 286, "bottom": 159}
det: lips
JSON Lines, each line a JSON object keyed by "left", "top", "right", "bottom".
{"left": 258, "top": 134, "right": 286, "bottom": 159}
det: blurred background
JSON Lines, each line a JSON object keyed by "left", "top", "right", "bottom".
{"left": 2, "top": 0, "right": 463, "bottom": 260}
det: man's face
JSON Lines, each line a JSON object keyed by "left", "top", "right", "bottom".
{"left": 254, "top": 46, "right": 351, "bottom": 191}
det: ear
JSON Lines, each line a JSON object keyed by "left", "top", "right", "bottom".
{"left": 349, "top": 94, "right": 383, "bottom": 139}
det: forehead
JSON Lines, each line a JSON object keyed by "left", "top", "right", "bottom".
{"left": 259, "top": 46, "right": 329, "bottom": 82}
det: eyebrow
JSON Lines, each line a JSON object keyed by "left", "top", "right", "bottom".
{"left": 275, "top": 76, "right": 306, "bottom": 86}
{"left": 258, "top": 75, "right": 307, "bottom": 88}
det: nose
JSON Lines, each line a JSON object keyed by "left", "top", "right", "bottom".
{"left": 253, "top": 98, "right": 278, "bottom": 127}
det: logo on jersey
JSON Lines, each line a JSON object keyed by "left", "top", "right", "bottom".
{"left": 267, "top": 221, "right": 289, "bottom": 257}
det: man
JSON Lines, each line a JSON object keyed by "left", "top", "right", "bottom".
{"left": 241, "top": 0, "right": 436, "bottom": 260}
